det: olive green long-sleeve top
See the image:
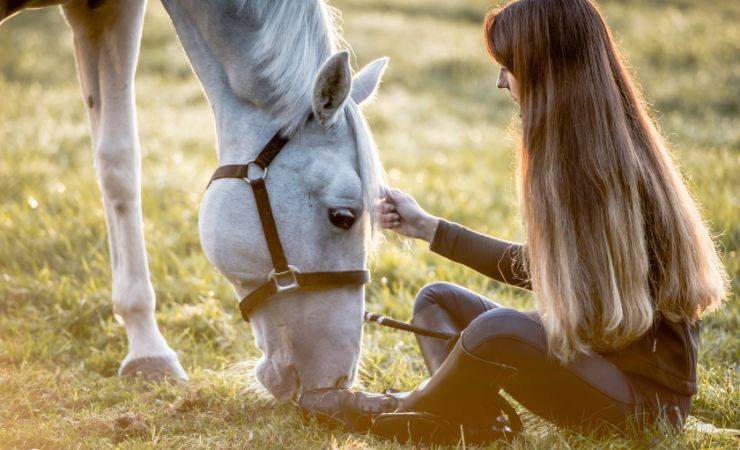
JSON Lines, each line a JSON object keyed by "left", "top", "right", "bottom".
{"left": 430, "top": 219, "right": 531, "bottom": 290}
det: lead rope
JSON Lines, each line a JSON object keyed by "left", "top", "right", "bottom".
{"left": 364, "top": 311, "right": 459, "bottom": 340}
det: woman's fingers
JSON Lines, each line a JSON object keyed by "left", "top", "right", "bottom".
{"left": 390, "top": 188, "right": 421, "bottom": 215}
{"left": 381, "top": 217, "right": 401, "bottom": 229}
{"left": 380, "top": 200, "right": 397, "bottom": 214}
{"left": 379, "top": 187, "right": 431, "bottom": 240}
{"left": 382, "top": 188, "right": 421, "bottom": 232}
{"left": 386, "top": 189, "right": 408, "bottom": 209}
{"left": 380, "top": 210, "right": 401, "bottom": 228}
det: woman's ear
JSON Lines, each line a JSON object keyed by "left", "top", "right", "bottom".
{"left": 351, "top": 57, "right": 389, "bottom": 105}
{"left": 312, "top": 51, "right": 352, "bottom": 128}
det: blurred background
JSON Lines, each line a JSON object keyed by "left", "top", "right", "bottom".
{"left": 0, "top": 0, "right": 737, "bottom": 447}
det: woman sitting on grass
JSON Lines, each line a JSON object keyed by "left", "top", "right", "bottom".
{"left": 299, "top": 0, "right": 728, "bottom": 442}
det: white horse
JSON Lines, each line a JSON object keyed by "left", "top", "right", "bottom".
{"left": 1, "top": 0, "right": 387, "bottom": 400}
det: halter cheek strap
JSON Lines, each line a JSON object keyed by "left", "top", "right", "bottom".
{"left": 207, "top": 133, "right": 370, "bottom": 321}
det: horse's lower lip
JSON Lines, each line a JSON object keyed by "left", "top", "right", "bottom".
{"left": 255, "top": 359, "right": 301, "bottom": 401}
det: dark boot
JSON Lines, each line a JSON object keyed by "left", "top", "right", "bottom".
{"left": 298, "top": 340, "right": 521, "bottom": 444}
{"left": 297, "top": 388, "right": 399, "bottom": 431}
{"left": 371, "top": 339, "right": 521, "bottom": 443}
{"left": 398, "top": 339, "right": 516, "bottom": 423}
{"left": 298, "top": 388, "right": 459, "bottom": 443}
{"left": 412, "top": 305, "right": 460, "bottom": 374}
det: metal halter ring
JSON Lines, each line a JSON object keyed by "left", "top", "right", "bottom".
{"left": 268, "top": 265, "right": 300, "bottom": 292}
{"left": 243, "top": 160, "right": 268, "bottom": 184}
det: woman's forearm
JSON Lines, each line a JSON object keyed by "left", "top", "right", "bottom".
{"left": 430, "top": 220, "right": 532, "bottom": 290}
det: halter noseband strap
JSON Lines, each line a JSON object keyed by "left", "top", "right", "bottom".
{"left": 207, "top": 132, "right": 371, "bottom": 321}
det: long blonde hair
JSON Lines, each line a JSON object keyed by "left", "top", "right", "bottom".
{"left": 485, "top": 0, "right": 728, "bottom": 362}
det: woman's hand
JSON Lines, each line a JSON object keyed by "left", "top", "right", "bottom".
{"left": 379, "top": 188, "right": 440, "bottom": 242}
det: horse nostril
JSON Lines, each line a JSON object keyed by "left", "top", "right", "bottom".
{"left": 328, "top": 208, "right": 356, "bottom": 230}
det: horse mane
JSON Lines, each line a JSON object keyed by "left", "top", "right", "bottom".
{"left": 248, "top": 0, "right": 341, "bottom": 134}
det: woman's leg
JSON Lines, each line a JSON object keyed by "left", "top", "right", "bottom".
{"left": 460, "top": 308, "right": 639, "bottom": 430}
{"left": 299, "top": 286, "right": 640, "bottom": 440}
{"left": 297, "top": 282, "right": 509, "bottom": 436}
{"left": 411, "top": 282, "right": 499, "bottom": 373}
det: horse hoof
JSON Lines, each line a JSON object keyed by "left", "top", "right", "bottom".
{"left": 119, "top": 354, "right": 188, "bottom": 382}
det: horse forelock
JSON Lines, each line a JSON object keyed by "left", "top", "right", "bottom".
{"left": 345, "top": 101, "right": 386, "bottom": 247}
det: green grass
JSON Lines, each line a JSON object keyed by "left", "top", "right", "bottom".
{"left": 1, "top": 0, "right": 738, "bottom": 448}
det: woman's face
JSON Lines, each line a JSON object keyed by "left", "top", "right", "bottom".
{"left": 497, "top": 66, "right": 520, "bottom": 104}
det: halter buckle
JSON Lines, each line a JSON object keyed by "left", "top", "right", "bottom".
{"left": 243, "top": 160, "right": 268, "bottom": 184}
{"left": 269, "top": 265, "right": 299, "bottom": 292}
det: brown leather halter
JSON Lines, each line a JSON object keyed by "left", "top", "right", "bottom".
{"left": 207, "top": 131, "right": 457, "bottom": 340}
{"left": 208, "top": 132, "right": 371, "bottom": 321}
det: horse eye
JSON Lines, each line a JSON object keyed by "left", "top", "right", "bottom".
{"left": 328, "top": 208, "right": 357, "bottom": 230}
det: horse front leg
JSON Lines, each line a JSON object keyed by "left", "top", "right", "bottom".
{"left": 62, "top": 0, "right": 186, "bottom": 380}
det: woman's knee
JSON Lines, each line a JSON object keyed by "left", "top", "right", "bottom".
{"left": 412, "top": 282, "right": 460, "bottom": 315}
{"left": 461, "top": 308, "right": 547, "bottom": 356}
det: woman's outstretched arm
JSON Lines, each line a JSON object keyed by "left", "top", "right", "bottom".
{"left": 380, "top": 188, "right": 531, "bottom": 290}
{"left": 430, "top": 219, "right": 531, "bottom": 290}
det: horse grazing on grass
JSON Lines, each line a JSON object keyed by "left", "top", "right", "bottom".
{"left": 1, "top": 0, "right": 388, "bottom": 401}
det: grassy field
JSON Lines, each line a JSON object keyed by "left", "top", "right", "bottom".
{"left": 1, "top": 0, "right": 738, "bottom": 448}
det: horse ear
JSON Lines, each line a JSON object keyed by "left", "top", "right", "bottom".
{"left": 351, "top": 57, "right": 388, "bottom": 105}
{"left": 313, "top": 51, "right": 352, "bottom": 128}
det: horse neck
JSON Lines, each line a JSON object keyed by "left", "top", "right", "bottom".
{"left": 212, "top": 98, "right": 281, "bottom": 165}
{"left": 162, "top": 0, "right": 329, "bottom": 164}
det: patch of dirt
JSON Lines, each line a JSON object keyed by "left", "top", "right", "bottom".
{"left": 78, "top": 412, "right": 149, "bottom": 443}
{"left": 169, "top": 386, "right": 209, "bottom": 413}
